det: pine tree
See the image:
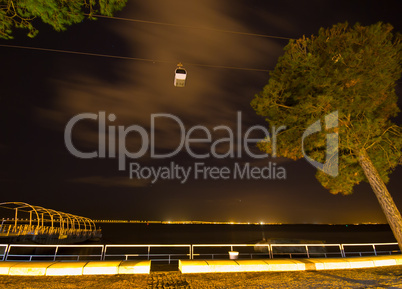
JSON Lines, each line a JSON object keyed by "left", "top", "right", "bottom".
{"left": 0, "top": 0, "right": 127, "bottom": 39}
{"left": 251, "top": 22, "right": 402, "bottom": 249}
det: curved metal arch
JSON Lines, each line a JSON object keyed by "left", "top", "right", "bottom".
{"left": 33, "top": 206, "right": 53, "bottom": 224}
{"left": 66, "top": 214, "right": 81, "bottom": 230}
{"left": 0, "top": 202, "right": 97, "bottom": 231}
{"left": 81, "top": 216, "right": 96, "bottom": 231}
{"left": 75, "top": 215, "right": 91, "bottom": 231}
{"left": 47, "top": 209, "right": 76, "bottom": 231}
{"left": 59, "top": 211, "right": 73, "bottom": 230}
{"left": 0, "top": 202, "right": 41, "bottom": 227}
{"left": 35, "top": 206, "right": 62, "bottom": 229}
{"left": 70, "top": 215, "right": 91, "bottom": 231}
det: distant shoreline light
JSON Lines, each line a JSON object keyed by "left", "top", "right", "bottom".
{"left": 92, "top": 220, "right": 386, "bottom": 225}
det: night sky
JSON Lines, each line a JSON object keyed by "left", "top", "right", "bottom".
{"left": 0, "top": 0, "right": 401, "bottom": 223}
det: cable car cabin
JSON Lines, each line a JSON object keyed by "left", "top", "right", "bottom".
{"left": 174, "top": 67, "right": 187, "bottom": 87}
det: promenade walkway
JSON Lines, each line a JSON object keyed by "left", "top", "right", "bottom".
{"left": 0, "top": 254, "right": 400, "bottom": 276}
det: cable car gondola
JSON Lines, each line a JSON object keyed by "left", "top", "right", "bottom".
{"left": 174, "top": 63, "right": 187, "bottom": 87}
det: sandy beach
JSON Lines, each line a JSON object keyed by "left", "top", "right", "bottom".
{"left": 0, "top": 265, "right": 401, "bottom": 289}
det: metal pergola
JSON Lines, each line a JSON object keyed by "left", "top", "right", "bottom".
{"left": 0, "top": 202, "right": 97, "bottom": 232}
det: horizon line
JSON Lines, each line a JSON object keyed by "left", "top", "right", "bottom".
{"left": 92, "top": 220, "right": 387, "bottom": 225}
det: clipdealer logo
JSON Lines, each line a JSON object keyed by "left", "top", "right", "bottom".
{"left": 64, "top": 112, "right": 287, "bottom": 183}
{"left": 302, "top": 111, "right": 339, "bottom": 177}
{"left": 64, "top": 111, "right": 339, "bottom": 183}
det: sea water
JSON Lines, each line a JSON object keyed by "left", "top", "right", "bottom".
{"left": 94, "top": 223, "right": 395, "bottom": 245}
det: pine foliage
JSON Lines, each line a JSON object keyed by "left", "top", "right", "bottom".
{"left": 0, "top": 0, "right": 127, "bottom": 39}
{"left": 251, "top": 22, "right": 402, "bottom": 195}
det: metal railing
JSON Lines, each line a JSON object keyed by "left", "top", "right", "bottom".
{"left": 4, "top": 244, "right": 104, "bottom": 261}
{"left": 341, "top": 243, "right": 400, "bottom": 257}
{"left": 192, "top": 243, "right": 400, "bottom": 260}
{"left": 0, "top": 244, "right": 8, "bottom": 261}
{"left": 104, "top": 244, "right": 192, "bottom": 264}
{"left": 0, "top": 242, "right": 399, "bottom": 262}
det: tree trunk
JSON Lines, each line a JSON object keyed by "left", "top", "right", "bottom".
{"left": 358, "top": 149, "right": 402, "bottom": 252}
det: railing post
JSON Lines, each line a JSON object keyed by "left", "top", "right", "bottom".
{"left": 0, "top": 245, "right": 6, "bottom": 261}
{"left": 340, "top": 244, "right": 345, "bottom": 258}
{"left": 305, "top": 245, "right": 310, "bottom": 258}
{"left": 4, "top": 245, "right": 11, "bottom": 261}
{"left": 147, "top": 246, "right": 150, "bottom": 260}
{"left": 54, "top": 246, "right": 59, "bottom": 261}
{"left": 100, "top": 245, "right": 107, "bottom": 261}
{"left": 102, "top": 245, "right": 106, "bottom": 261}
{"left": 373, "top": 244, "right": 377, "bottom": 256}
{"left": 268, "top": 244, "right": 273, "bottom": 259}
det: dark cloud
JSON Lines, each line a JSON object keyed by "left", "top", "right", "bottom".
{"left": 70, "top": 176, "right": 150, "bottom": 187}
{"left": 35, "top": 0, "right": 282, "bottom": 148}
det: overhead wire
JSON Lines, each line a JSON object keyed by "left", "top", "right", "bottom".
{"left": 89, "top": 14, "right": 295, "bottom": 41}
{"left": 0, "top": 44, "right": 272, "bottom": 72}
{"left": 0, "top": 14, "right": 296, "bottom": 72}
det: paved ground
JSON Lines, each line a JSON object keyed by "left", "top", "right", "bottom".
{"left": 0, "top": 265, "right": 401, "bottom": 288}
